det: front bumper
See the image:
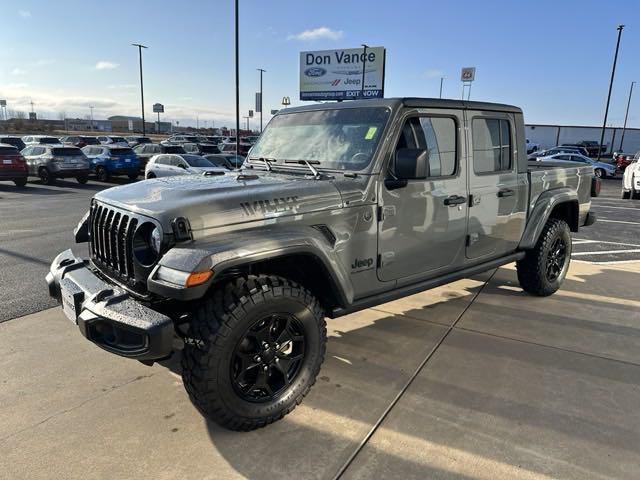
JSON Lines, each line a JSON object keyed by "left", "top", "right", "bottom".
{"left": 46, "top": 249, "right": 174, "bottom": 361}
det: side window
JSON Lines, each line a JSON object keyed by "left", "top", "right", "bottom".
{"left": 417, "top": 117, "right": 457, "bottom": 177}
{"left": 472, "top": 118, "right": 512, "bottom": 174}
{"left": 22, "top": 146, "right": 33, "bottom": 156}
{"left": 556, "top": 155, "right": 571, "bottom": 161}
{"left": 34, "top": 147, "right": 45, "bottom": 155}
{"left": 156, "top": 155, "right": 168, "bottom": 165}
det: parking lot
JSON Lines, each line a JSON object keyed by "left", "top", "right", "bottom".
{"left": 1, "top": 176, "right": 639, "bottom": 479}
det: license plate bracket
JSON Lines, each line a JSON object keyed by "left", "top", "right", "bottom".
{"left": 60, "top": 277, "right": 84, "bottom": 324}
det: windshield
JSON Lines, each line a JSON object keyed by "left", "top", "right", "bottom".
{"left": 183, "top": 155, "right": 214, "bottom": 167}
{"left": 249, "top": 107, "right": 390, "bottom": 171}
{"left": 52, "top": 147, "right": 83, "bottom": 156}
{"left": 110, "top": 147, "right": 134, "bottom": 155}
{"left": 110, "top": 137, "right": 127, "bottom": 142}
{"left": 164, "top": 145, "right": 186, "bottom": 153}
{"left": 40, "top": 137, "right": 60, "bottom": 144}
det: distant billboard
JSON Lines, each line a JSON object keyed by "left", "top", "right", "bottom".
{"left": 153, "top": 103, "right": 164, "bottom": 113}
{"left": 299, "top": 46, "right": 385, "bottom": 101}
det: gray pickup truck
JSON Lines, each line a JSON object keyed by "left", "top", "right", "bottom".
{"left": 47, "top": 98, "right": 596, "bottom": 431}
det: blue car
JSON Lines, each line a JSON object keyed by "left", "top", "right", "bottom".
{"left": 82, "top": 145, "right": 140, "bottom": 182}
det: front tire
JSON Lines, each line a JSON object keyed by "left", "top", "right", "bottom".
{"left": 594, "top": 168, "right": 605, "bottom": 179}
{"left": 181, "top": 275, "right": 326, "bottom": 431}
{"left": 13, "top": 178, "right": 28, "bottom": 187}
{"left": 146, "top": 172, "right": 156, "bottom": 179}
{"left": 622, "top": 190, "right": 631, "bottom": 199}
{"left": 517, "top": 218, "right": 572, "bottom": 297}
{"left": 39, "top": 167, "right": 54, "bottom": 185}
{"left": 96, "top": 166, "right": 110, "bottom": 182}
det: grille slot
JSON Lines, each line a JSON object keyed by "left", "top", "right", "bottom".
{"left": 89, "top": 202, "right": 143, "bottom": 291}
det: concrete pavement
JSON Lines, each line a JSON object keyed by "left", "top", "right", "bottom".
{"left": 1, "top": 261, "right": 639, "bottom": 479}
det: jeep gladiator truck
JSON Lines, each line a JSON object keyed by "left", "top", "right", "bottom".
{"left": 46, "top": 98, "right": 596, "bottom": 431}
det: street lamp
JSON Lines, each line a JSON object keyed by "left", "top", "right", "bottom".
{"left": 619, "top": 81, "right": 636, "bottom": 151}
{"left": 439, "top": 77, "right": 445, "bottom": 99}
{"left": 234, "top": 0, "right": 240, "bottom": 158}
{"left": 257, "top": 68, "right": 266, "bottom": 133}
{"left": 132, "top": 43, "right": 148, "bottom": 136}
{"left": 360, "top": 44, "right": 369, "bottom": 99}
{"left": 89, "top": 106, "right": 94, "bottom": 131}
{"left": 597, "top": 25, "right": 624, "bottom": 162}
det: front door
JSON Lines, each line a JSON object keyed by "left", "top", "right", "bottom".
{"left": 377, "top": 109, "right": 468, "bottom": 283}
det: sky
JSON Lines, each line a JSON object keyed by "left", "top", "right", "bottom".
{"left": 1, "top": 0, "right": 639, "bottom": 129}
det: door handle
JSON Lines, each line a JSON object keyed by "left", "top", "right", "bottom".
{"left": 444, "top": 195, "right": 467, "bottom": 206}
{"left": 497, "top": 188, "right": 515, "bottom": 198}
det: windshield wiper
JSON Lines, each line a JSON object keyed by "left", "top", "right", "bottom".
{"left": 248, "top": 157, "right": 275, "bottom": 171}
{"left": 284, "top": 159, "right": 322, "bottom": 178}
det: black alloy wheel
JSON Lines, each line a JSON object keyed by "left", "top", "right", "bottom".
{"left": 231, "top": 313, "right": 305, "bottom": 402}
{"left": 546, "top": 237, "right": 567, "bottom": 282}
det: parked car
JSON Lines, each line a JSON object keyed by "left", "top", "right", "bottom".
{"left": 182, "top": 143, "right": 221, "bottom": 155}
{"left": 539, "top": 153, "right": 616, "bottom": 178}
{"left": 82, "top": 145, "right": 140, "bottom": 182}
{"left": 21, "top": 145, "right": 89, "bottom": 184}
{"left": 219, "top": 142, "right": 252, "bottom": 156}
{"left": 614, "top": 152, "right": 635, "bottom": 172}
{"left": 133, "top": 143, "right": 187, "bottom": 170}
{"left": 96, "top": 135, "right": 129, "bottom": 147}
{"left": 525, "top": 138, "right": 539, "bottom": 154}
{"left": 203, "top": 136, "right": 227, "bottom": 144}
{"left": 22, "top": 135, "right": 62, "bottom": 146}
{"left": 144, "top": 153, "right": 226, "bottom": 178}
{"left": 559, "top": 144, "right": 594, "bottom": 157}
{"left": 125, "top": 136, "right": 152, "bottom": 147}
{"left": 0, "top": 143, "right": 28, "bottom": 187}
{"left": 60, "top": 136, "right": 100, "bottom": 148}
{"left": 621, "top": 153, "right": 640, "bottom": 199}
{"left": 534, "top": 146, "right": 589, "bottom": 158}
{"left": 162, "top": 134, "right": 202, "bottom": 145}
{"left": 242, "top": 135, "right": 260, "bottom": 145}
{"left": 47, "top": 97, "right": 597, "bottom": 431}
{"left": 203, "top": 153, "right": 245, "bottom": 170}
{"left": 574, "top": 140, "right": 606, "bottom": 157}
{"left": 0, "top": 135, "right": 26, "bottom": 151}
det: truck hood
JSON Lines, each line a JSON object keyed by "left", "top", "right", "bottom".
{"left": 94, "top": 170, "right": 344, "bottom": 234}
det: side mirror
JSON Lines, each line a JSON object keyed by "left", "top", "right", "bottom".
{"left": 394, "top": 148, "right": 429, "bottom": 180}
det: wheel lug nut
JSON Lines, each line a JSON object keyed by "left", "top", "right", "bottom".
{"left": 263, "top": 365, "right": 268, "bottom": 371}
{"left": 255, "top": 356, "right": 261, "bottom": 362}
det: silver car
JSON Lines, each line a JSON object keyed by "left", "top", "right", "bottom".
{"left": 539, "top": 153, "right": 617, "bottom": 178}
{"left": 96, "top": 135, "right": 129, "bottom": 147}
{"left": 21, "top": 145, "right": 90, "bottom": 185}
{"left": 144, "top": 153, "right": 226, "bottom": 179}
{"left": 21, "top": 135, "right": 62, "bottom": 146}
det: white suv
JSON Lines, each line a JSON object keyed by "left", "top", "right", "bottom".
{"left": 622, "top": 152, "right": 640, "bottom": 199}
{"left": 145, "top": 153, "right": 226, "bottom": 179}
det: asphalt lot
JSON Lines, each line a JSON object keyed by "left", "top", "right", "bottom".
{"left": 1, "top": 175, "right": 640, "bottom": 479}
{"left": 0, "top": 175, "right": 635, "bottom": 323}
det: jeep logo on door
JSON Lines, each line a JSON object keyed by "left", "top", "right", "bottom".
{"left": 351, "top": 257, "right": 374, "bottom": 272}
{"left": 304, "top": 67, "right": 327, "bottom": 77}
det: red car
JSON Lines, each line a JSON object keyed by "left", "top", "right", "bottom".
{"left": 615, "top": 153, "right": 635, "bottom": 172}
{"left": 0, "top": 143, "right": 28, "bottom": 187}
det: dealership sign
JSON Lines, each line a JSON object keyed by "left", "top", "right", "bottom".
{"left": 299, "top": 46, "right": 386, "bottom": 101}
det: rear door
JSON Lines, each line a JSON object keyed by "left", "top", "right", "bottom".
{"left": 465, "top": 112, "right": 527, "bottom": 259}
{"left": 377, "top": 108, "right": 467, "bottom": 282}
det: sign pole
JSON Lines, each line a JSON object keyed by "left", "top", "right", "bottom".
{"left": 360, "top": 44, "right": 369, "bottom": 99}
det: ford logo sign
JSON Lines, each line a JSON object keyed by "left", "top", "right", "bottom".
{"left": 305, "top": 67, "right": 326, "bottom": 77}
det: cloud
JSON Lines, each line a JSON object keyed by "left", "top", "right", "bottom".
{"left": 11, "top": 68, "right": 27, "bottom": 75}
{"left": 287, "top": 27, "right": 343, "bottom": 41}
{"left": 18, "top": 10, "right": 31, "bottom": 18}
{"left": 95, "top": 61, "right": 119, "bottom": 70}
{"left": 423, "top": 69, "right": 444, "bottom": 79}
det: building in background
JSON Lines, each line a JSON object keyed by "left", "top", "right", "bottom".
{"left": 526, "top": 124, "right": 640, "bottom": 155}
{"left": 108, "top": 115, "right": 171, "bottom": 134}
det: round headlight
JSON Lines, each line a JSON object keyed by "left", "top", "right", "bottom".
{"left": 150, "top": 227, "right": 162, "bottom": 253}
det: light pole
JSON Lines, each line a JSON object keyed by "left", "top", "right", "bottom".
{"left": 132, "top": 43, "right": 148, "bottom": 136}
{"left": 439, "top": 77, "right": 444, "bottom": 99}
{"left": 597, "top": 25, "right": 624, "bottom": 162}
{"left": 257, "top": 68, "right": 265, "bottom": 133}
{"left": 89, "top": 106, "right": 94, "bottom": 131}
{"left": 234, "top": 0, "right": 240, "bottom": 156}
{"left": 619, "top": 81, "right": 635, "bottom": 151}
{"left": 360, "top": 44, "right": 369, "bottom": 99}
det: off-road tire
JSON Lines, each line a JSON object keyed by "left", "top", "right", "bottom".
{"left": 96, "top": 166, "right": 110, "bottom": 182}
{"left": 13, "top": 178, "right": 28, "bottom": 187}
{"left": 76, "top": 175, "right": 88, "bottom": 185}
{"left": 181, "top": 274, "right": 326, "bottom": 431}
{"left": 632, "top": 188, "right": 640, "bottom": 200}
{"left": 38, "top": 167, "right": 54, "bottom": 185}
{"left": 517, "top": 218, "right": 572, "bottom": 297}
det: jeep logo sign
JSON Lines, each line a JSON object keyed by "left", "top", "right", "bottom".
{"left": 299, "top": 46, "right": 386, "bottom": 101}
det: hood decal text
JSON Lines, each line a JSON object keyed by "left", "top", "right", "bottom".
{"left": 240, "top": 196, "right": 300, "bottom": 216}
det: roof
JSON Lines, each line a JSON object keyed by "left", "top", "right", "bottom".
{"left": 282, "top": 97, "right": 522, "bottom": 114}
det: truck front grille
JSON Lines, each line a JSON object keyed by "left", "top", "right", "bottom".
{"left": 89, "top": 202, "right": 143, "bottom": 292}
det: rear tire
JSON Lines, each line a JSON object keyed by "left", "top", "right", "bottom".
{"left": 96, "top": 166, "right": 110, "bottom": 182}
{"left": 76, "top": 175, "right": 88, "bottom": 185}
{"left": 517, "top": 218, "right": 571, "bottom": 297}
{"left": 13, "top": 178, "right": 28, "bottom": 187}
{"left": 38, "top": 167, "right": 54, "bottom": 185}
{"left": 181, "top": 274, "right": 326, "bottom": 431}
{"left": 632, "top": 188, "right": 640, "bottom": 200}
